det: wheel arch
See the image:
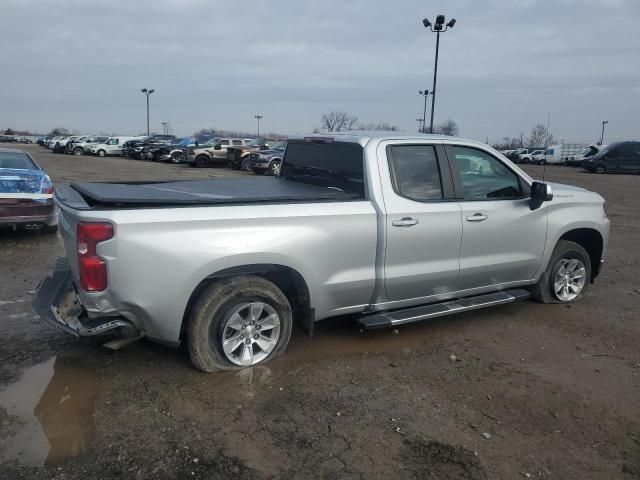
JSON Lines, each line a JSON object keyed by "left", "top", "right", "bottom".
{"left": 558, "top": 228, "right": 604, "bottom": 281}
{"left": 181, "top": 264, "right": 314, "bottom": 339}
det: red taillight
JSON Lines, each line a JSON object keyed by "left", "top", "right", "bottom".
{"left": 43, "top": 185, "right": 55, "bottom": 194}
{"left": 77, "top": 223, "right": 114, "bottom": 292}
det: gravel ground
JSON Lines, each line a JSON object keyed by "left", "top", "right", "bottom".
{"left": 0, "top": 144, "right": 639, "bottom": 479}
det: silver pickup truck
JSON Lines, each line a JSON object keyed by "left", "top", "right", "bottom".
{"left": 34, "top": 133, "right": 609, "bottom": 372}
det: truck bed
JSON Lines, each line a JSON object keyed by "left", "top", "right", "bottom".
{"left": 56, "top": 177, "right": 361, "bottom": 210}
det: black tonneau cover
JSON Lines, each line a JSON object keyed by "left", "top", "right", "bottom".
{"left": 65, "top": 177, "right": 360, "bottom": 209}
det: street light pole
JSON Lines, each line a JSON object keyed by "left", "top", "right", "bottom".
{"left": 254, "top": 115, "right": 263, "bottom": 137}
{"left": 418, "top": 90, "right": 430, "bottom": 133}
{"left": 423, "top": 15, "right": 456, "bottom": 134}
{"left": 162, "top": 122, "right": 167, "bottom": 135}
{"left": 140, "top": 88, "right": 155, "bottom": 136}
{"left": 600, "top": 120, "right": 608, "bottom": 145}
{"left": 416, "top": 118, "right": 424, "bottom": 133}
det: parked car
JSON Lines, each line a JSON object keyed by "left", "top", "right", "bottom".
{"left": 122, "top": 139, "right": 148, "bottom": 158}
{"left": 54, "top": 135, "right": 83, "bottom": 153}
{"left": 70, "top": 136, "right": 110, "bottom": 156}
{"left": 582, "top": 141, "right": 640, "bottom": 174}
{"left": 0, "top": 147, "right": 57, "bottom": 233}
{"left": 246, "top": 141, "right": 287, "bottom": 175}
{"left": 33, "top": 132, "right": 609, "bottom": 372}
{"left": 566, "top": 145, "right": 604, "bottom": 167}
{"left": 138, "top": 135, "right": 179, "bottom": 161}
{"left": 185, "top": 138, "right": 252, "bottom": 167}
{"left": 89, "top": 137, "right": 140, "bottom": 157}
{"left": 154, "top": 137, "right": 199, "bottom": 163}
{"left": 226, "top": 138, "right": 276, "bottom": 170}
{"left": 519, "top": 149, "right": 545, "bottom": 164}
{"left": 64, "top": 136, "right": 89, "bottom": 154}
{"left": 0, "top": 135, "right": 16, "bottom": 143}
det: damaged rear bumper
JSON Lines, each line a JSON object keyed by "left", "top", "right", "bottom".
{"left": 33, "top": 258, "right": 135, "bottom": 337}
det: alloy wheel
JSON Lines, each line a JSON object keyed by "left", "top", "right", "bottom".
{"left": 220, "top": 302, "right": 281, "bottom": 366}
{"left": 553, "top": 258, "right": 586, "bottom": 301}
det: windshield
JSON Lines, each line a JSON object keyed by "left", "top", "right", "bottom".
{"left": 0, "top": 151, "right": 37, "bottom": 170}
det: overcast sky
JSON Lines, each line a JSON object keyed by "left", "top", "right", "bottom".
{"left": 2, "top": 0, "right": 638, "bottom": 143}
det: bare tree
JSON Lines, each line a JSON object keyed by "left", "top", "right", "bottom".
{"left": 50, "top": 127, "right": 70, "bottom": 135}
{"left": 527, "top": 123, "right": 556, "bottom": 148}
{"left": 320, "top": 111, "right": 359, "bottom": 132}
{"left": 434, "top": 119, "right": 459, "bottom": 136}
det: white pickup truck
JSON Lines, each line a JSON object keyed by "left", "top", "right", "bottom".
{"left": 34, "top": 133, "right": 609, "bottom": 372}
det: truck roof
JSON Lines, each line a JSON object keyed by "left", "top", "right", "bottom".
{"left": 290, "top": 131, "right": 483, "bottom": 148}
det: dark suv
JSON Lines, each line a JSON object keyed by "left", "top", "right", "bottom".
{"left": 582, "top": 141, "right": 640, "bottom": 174}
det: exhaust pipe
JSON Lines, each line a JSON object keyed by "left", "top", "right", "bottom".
{"left": 24, "top": 224, "right": 42, "bottom": 230}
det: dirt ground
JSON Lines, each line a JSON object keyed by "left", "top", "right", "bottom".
{"left": 1, "top": 144, "right": 639, "bottom": 479}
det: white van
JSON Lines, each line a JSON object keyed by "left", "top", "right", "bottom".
{"left": 89, "top": 136, "right": 141, "bottom": 157}
{"left": 542, "top": 144, "right": 589, "bottom": 165}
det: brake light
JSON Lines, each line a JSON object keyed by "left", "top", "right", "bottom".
{"left": 77, "top": 223, "right": 114, "bottom": 292}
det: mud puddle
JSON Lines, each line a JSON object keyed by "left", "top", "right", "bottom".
{"left": 0, "top": 356, "right": 96, "bottom": 466}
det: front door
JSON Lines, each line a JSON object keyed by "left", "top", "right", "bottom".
{"left": 447, "top": 145, "right": 548, "bottom": 291}
{"left": 382, "top": 143, "right": 462, "bottom": 302}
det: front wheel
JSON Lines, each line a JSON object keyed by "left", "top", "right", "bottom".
{"left": 269, "top": 159, "right": 281, "bottom": 176}
{"left": 532, "top": 240, "right": 591, "bottom": 304}
{"left": 187, "top": 276, "right": 293, "bottom": 372}
{"left": 170, "top": 152, "right": 182, "bottom": 164}
{"left": 73, "top": 148, "right": 83, "bottom": 156}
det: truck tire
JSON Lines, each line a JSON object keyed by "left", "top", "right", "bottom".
{"left": 269, "top": 159, "right": 281, "bottom": 176}
{"left": 195, "top": 155, "right": 209, "bottom": 168}
{"left": 532, "top": 240, "right": 591, "bottom": 304}
{"left": 187, "top": 275, "right": 293, "bottom": 372}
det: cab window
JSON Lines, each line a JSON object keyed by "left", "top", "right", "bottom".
{"left": 452, "top": 146, "right": 523, "bottom": 200}
{"left": 388, "top": 145, "right": 443, "bottom": 201}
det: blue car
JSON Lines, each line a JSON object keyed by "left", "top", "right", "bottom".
{"left": 247, "top": 141, "right": 287, "bottom": 175}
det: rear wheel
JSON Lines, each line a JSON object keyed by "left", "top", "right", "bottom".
{"left": 187, "top": 276, "right": 293, "bottom": 372}
{"left": 532, "top": 240, "right": 591, "bottom": 304}
{"left": 170, "top": 152, "right": 182, "bottom": 164}
{"left": 241, "top": 157, "right": 252, "bottom": 171}
{"left": 73, "top": 148, "right": 83, "bottom": 156}
{"left": 97, "top": 150, "right": 106, "bottom": 157}
{"left": 195, "top": 155, "right": 209, "bottom": 168}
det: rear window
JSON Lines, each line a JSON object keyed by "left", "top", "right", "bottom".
{"left": 280, "top": 141, "right": 364, "bottom": 196}
{"left": 0, "top": 151, "right": 37, "bottom": 170}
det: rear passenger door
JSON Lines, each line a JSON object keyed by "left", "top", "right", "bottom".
{"left": 446, "top": 145, "right": 547, "bottom": 291}
{"left": 382, "top": 143, "right": 462, "bottom": 303}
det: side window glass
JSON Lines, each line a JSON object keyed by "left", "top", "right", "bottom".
{"left": 219, "top": 140, "right": 230, "bottom": 146}
{"left": 389, "top": 145, "right": 443, "bottom": 201}
{"left": 452, "top": 146, "right": 523, "bottom": 200}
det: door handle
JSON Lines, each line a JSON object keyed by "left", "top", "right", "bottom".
{"left": 466, "top": 213, "right": 488, "bottom": 222}
{"left": 392, "top": 217, "right": 419, "bottom": 227}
